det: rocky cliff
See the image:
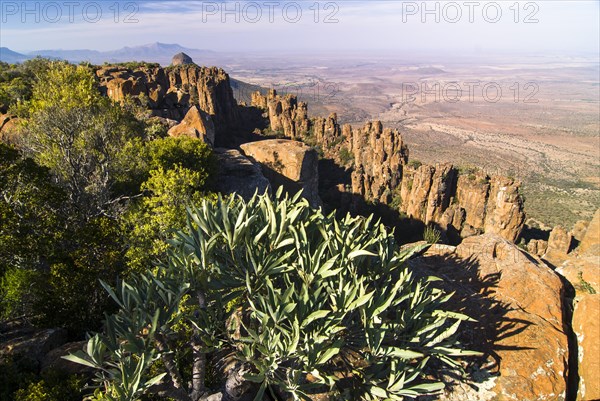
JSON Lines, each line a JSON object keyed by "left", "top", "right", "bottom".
{"left": 96, "top": 64, "right": 239, "bottom": 146}
{"left": 94, "top": 65, "right": 527, "bottom": 242}
{"left": 251, "top": 90, "right": 526, "bottom": 243}
{"left": 250, "top": 89, "right": 309, "bottom": 139}
{"left": 349, "top": 121, "right": 409, "bottom": 205}
{"left": 410, "top": 235, "right": 570, "bottom": 401}
{"left": 545, "top": 209, "right": 600, "bottom": 401}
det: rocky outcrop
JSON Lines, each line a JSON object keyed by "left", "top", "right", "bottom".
{"left": 482, "top": 176, "right": 526, "bottom": 242}
{"left": 350, "top": 121, "right": 409, "bottom": 204}
{"left": 96, "top": 64, "right": 239, "bottom": 145}
{"left": 578, "top": 209, "right": 600, "bottom": 255}
{"left": 410, "top": 235, "right": 569, "bottom": 401}
{"left": 401, "top": 164, "right": 435, "bottom": 221}
{"left": 455, "top": 171, "right": 490, "bottom": 231}
{"left": 398, "top": 164, "right": 525, "bottom": 243}
{"left": 168, "top": 106, "right": 215, "bottom": 145}
{"left": 572, "top": 294, "right": 600, "bottom": 401}
{"left": 544, "top": 208, "right": 600, "bottom": 401}
{"left": 251, "top": 92, "right": 526, "bottom": 243}
{"left": 214, "top": 148, "right": 270, "bottom": 201}
{"left": 0, "top": 113, "right": 19, "bottom": 144}
{"left": 399, "top": 163, "right": 456, "bottom": 224}
{"left": 545, "top": 225, "right": 573, "bottom": 262}
{"left": 554, "top": 253, "right": 599, "bottom": 401}
{"left": 0, "top": 322, "right": 67, "bottom": 371}
{"left": 240, "top": 139, "right": 320, "bottom": 207}
{"left": 528, "top": 239, "right": 548, "bottom": 257}
{"left": 571, "top": 220, "right": 590, "bottom": 242}
{"left": 250, "top": 90, "right": 308, "bottom": 139}
{"left": 457, "top": 235, "right": 568, "bottom": 401}
{"left": 312, "top": 113, "right": 340, "bottom": 149}
{"left": 552, "top": 209, "right": 600, "bottom": 289}
{"left": 172, "top": 52, "right": 194, "bottom": 66}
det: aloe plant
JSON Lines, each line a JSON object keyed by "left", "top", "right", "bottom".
{"left": 65, "top": 189, "right": 478, "bottom": 401}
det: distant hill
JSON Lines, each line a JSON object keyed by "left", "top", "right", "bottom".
{"left": 106, "top": 42, "right": 210, "bottom": 60}
{"left": 414, "top": 66, "right": 447, "bottom": 75}
{"left": 230, "top": 78, "right": 269, "bottom": 104}
{"left": 30, "top": 49, "right": 102, "bottom": 62}
{"left": 0, "top": 47, "right": 29, "bottom": 64}
{"left": 0, "top": 42, "right": 218, "bottom": 66}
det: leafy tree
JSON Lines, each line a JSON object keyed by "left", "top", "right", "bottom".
{"left": 18, "top": 62, "right": 144, "bottom": 219}
{"left": 0, "top": 58, "right": 52, "bottom": 109}
{"left": 0, "top": 143, "right": 124, "bottom": 332}
{"left": 0, "top": 143, "right": 68, "bottom": 318}
{"left": 33, "top": 216, "right": 126, "bottom": 333}
{"left": 66, "top": 191, "right": 478, "bottom": 401}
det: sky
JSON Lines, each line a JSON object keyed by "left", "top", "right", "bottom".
{"left": 0, "top": 0, "right": 599, "bottom": 56}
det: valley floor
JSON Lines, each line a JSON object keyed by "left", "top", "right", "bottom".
{"left": 228, "top": 54, "right": 600, "bottom": 227}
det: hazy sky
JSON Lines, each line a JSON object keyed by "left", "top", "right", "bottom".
{"left": 1, "top": 0, "right": 599, "bottom": 56}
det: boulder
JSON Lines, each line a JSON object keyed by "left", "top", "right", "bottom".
{"left": 578, "top": 209, "right": 600, "bottom": 255}
{"left": 571, "top": 220, "right": 590, "bottom": 242}
{"left": 214, "top": 148, "right": 270, "bottom": 200}
{"left": 545, "top": 225, "right": 573, "bottom": 262}
{"left": 41, "top": 341, "right": 93, "bottom": 376}
{"left": 172, "top": 52, "right": 194, "bottom": 66}
{"left": 527, "top": 239, "right": 548, "bottom": 257}
{"left": 0, "top": 114, "right": 19, "bottom": 144}
{"left": 168, "top": 106, "right": 216, "bottom": 145}
{"left": 410, "top": 234, "right": 569, "bottom": 401}
{"left": 240, "top": 139, "right": 321, "bottom": 207}
{"left": 0, "top": 325, "right": 68, "bottom": 370}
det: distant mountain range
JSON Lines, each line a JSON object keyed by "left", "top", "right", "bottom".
{"left": 0, "top": 47, "right": 30, "bottom": 64}
{"left": 0, "top": 42, "right": 218, "bottom": 65}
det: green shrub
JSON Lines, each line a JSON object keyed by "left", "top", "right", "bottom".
{"left": 408, "top": 160, "right": 422, "bottom": 169}
{"left": 67, "top": 190, "right": 478, "bottom": 401}
{"left": 457, "top": 165, "right": 478, "bottom": 176}
{"left": 13, "top": 375, "right": 85, "bottom": 401}
{"left": 423, "top": 225, "right": 441, "bottom": 244}
{"left": 121, "top": 137, "right": 217, "bottom": 273}
{"left": 0, "top": 58, "right": 52, "bottom": 109}
{"left": 0, "top": 268, "right": 42, "bottom": 319}
{"left": 339, "top": 146, "right": 354, "bottom": 165}
{"left": 390, "top": 189, "right": 403, "bottom": 210}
